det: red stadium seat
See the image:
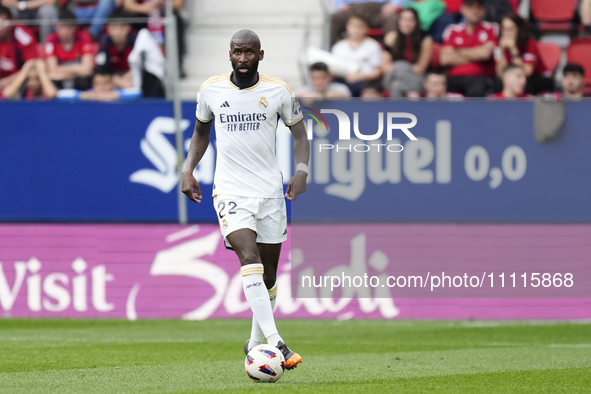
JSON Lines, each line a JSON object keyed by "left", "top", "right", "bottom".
{"left": 537, "top": 41, "right": 561, "bottom": 74}
{"left": 530, "top": 0, "right": 578, "bottom": 34}
{"left": 367, "top": 28, "right": 384, "bottom": 45}
{"left": 566, "top": 37, "right": 591, "bottom": 93}
{"left": 531, "top": 0, "right": 578, "bottom": 22}
{"left": 431, "top": 42, "right": 441, "bottom": 69}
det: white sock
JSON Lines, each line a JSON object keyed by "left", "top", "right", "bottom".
{"left": 248, "top": 282, "right": 278, "bottom": 351}
{"left": 241, "top": 264, "right": 283, "bottom": 347}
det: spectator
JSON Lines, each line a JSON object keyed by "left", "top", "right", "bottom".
{"left": 440, "top": 0, "right": 498, "bottom": 97}
{"left": 581, "top": 0, "right": 591, "bottom": 36}
{"left": 57, "top": 66, "right": 141, "bottom": 101}
{"left": 45, "top": 9, "right": 94, "bottom": 90}
{"left": 489, "top": 63, "right": 529, "bottom": 98}
{"left": 2, "top": 58, "right": 56, "bottom": 99}
{"left": 382, "top": 8, "right": 432, "bottom": 97}
{"left": 360, "top": 79, "right": 385, "bottom": 97}
{"left": 331, "top": 12, "right": 383, "bottom": 96}
{"left": 122, "top": 0, "right": 186, "bottom": 78}
{"left": 494, "top": 13, "right": 553, "bottom": 95}
{"left": 561, "top": 63, "right": 585, "bottom": 98}
{"left": 330, "top": 0, "right": 409, "bottom": 47}
{"left": 296, "top": 62, "right": 352, "bottom": 98}
{"left": 0, "top": 5, "right": 39, "bottom": 90}
{"left": 70, "top": 0, "right": 116, "bottom": 39}
{"left": 96, "top": 8, "right": 135, "bottom": 88}
{"left": 403, "top": 0, "right": 454, "bottom": 43}
{"left": 96, "top": 9, "right": 166, "bottom": 96}
{"left": 419, "top": 68, "right": 464, "bottom": 97}
{"left": 483, "top": 0, "right": 516, "bottom": 24}
{"left": 0, "top": 0, "right": 57, "bottom": 42}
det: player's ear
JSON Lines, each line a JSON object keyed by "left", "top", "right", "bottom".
{"left": 229, "top": 50, "right": 232, "bottom": 61}
{"left": 259, "top": 49, "right": 264, "bottom": 61}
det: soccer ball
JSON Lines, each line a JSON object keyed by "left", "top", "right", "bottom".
{"left": 244, "top": 344, "right": 285, "bottom": 383}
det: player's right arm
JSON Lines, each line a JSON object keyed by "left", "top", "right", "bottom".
{"left": 182, "top": 85, "right": 215, "bottom": 204}
{"left": 181, "top": 120, "right": 211, "bottom": 204}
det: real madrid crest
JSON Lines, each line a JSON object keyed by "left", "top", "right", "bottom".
{"left": 259, "top": 97, "right": 268, "bottom": 109}
{"left": 222, "top": 219, "right": 228, "bottom": 229}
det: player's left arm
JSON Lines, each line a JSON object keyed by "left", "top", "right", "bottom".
{"left": 285, "top": 119, "right": 310, "bottom": 201}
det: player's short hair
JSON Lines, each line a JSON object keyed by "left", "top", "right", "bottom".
{"left": 109, "top": 8, "right": 133, "bottom": 25}
{"left": 503, "top": 63, "right": 524, "bottom": 75}
{"left": 0, "top": 5, "right": 12, "bottom": 19}
{"left": 58, "top": 8, "right": 77, "bottom": 24}
{"left": 463, "top": 0, "right": 485, "bottom": 6}
{"left": 563, "top": 63, "right": 585, "bottom": 77}
{"left": 93, "top": 66, "right": 114, "bottom": 78}
{"left": 310, "top": 62, "right": 330, "bottom": 73}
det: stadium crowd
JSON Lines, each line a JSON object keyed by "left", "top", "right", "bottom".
{"left": 1, "top": 0, "right": 589, "bottom": 101}
{"left": 300, "top": 0, "right": 590, "bottom": 99}
{"left": 0, "top": 0, "right": 185, "bottom": 100}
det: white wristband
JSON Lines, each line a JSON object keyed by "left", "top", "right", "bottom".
{"left": 18, "top": 1, "right": 27, "bottom": 11}
{"left": 296, "top": 163, "right": 309, "bottom": 174}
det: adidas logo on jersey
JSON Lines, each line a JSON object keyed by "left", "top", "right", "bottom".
{"left": 220, "top": 101, "right": 230, "bottom": 107}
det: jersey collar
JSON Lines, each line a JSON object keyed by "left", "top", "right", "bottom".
{"left": 228, "top": 72, "right": 261, "bottom": 90}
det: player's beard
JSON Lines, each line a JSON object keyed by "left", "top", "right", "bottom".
{"left": 232, "top": 59, "right": 259, "bottom": 87}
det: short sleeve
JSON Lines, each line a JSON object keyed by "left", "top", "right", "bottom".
{"left": 522, "top": 39, "right": 538, "bottom": 65}
{"left": 195, "top": 87, "right": 214, "bottom": 123}
{"left": 14, "top": 26, "right": 39, "bottom": 61}
{"left": 44, "top": 40, "right": 57, "bottom": 58}
{"left": 368, "top": 41, "right": 383, "bottom": 68}
{"left": 442, "top": 25, "right": 455, "bottom": 47}
{"left": 486, "top": 24, "right": 499, "bottom": 45}
{"left": 331, "top": 40, "right": 346, "bottom": 57}
{"left": 80, "top": 32, "right": 95, "bottom": 55}
{"left": 278, "top": 85, "right": 303, "bottom": 126}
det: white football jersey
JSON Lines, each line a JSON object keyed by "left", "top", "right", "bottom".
{"left": 196, "top": 72, "right": 303, "bottom": 198}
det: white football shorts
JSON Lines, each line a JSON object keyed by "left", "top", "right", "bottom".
{"left": 213, "top": 194, "right": 288, "bottom": 249}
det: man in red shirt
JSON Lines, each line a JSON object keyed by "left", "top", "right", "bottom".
{"left": 490, "top": 64, "right": 530, "bottom": 99}
{"left": 440, "top": 0, "right": 497, "bottom": 97}
{"left": 0, "top": 5, "right": 39, "bottom": 90}
{"left": 0, "top": 0, "right": 57, "bottom": 42}
{"left": 45, "top": 8, "right": 94, "bottom": 90}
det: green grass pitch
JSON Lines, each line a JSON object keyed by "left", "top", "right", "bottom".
{"left": 0, "top": 319, "right": 590, "bottom": 393}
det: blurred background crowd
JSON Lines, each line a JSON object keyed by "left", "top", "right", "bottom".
{"left": 299, "top": 0, "right": 590, "bottom": 100}
{"left": 0, "top": 0, "right": 187, "bottom": 101}
{"left": 0, "top": 0, "right": 589, "bottom": 102}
